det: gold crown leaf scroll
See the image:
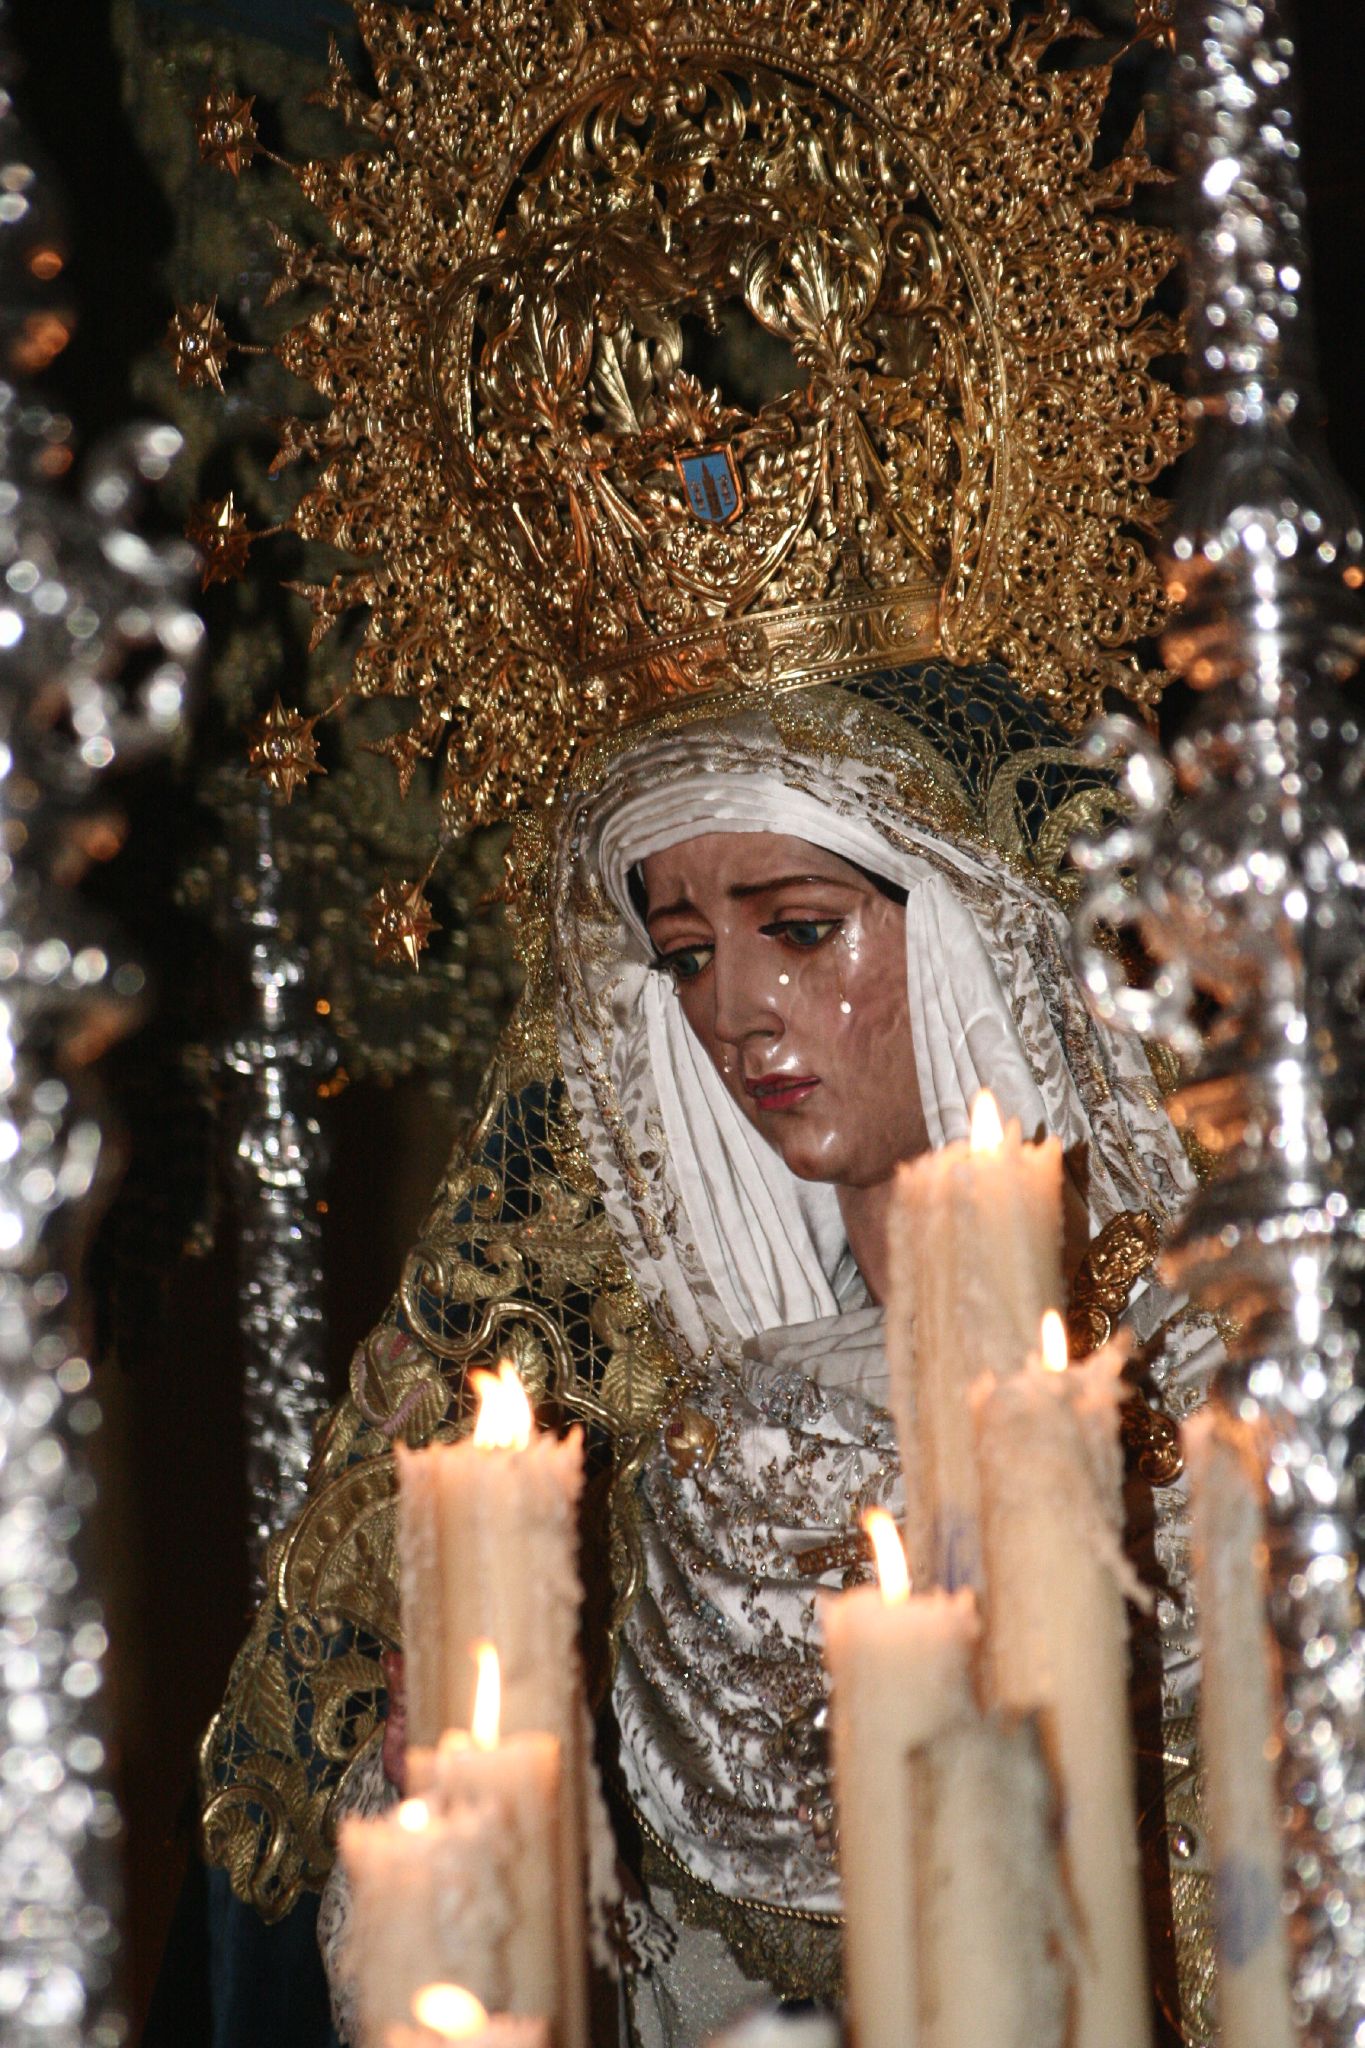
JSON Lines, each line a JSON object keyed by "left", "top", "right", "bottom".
{"left": 180, "top": 0, "right": 1183, "bottom": 865}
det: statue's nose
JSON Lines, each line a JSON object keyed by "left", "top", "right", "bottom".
{"left": 711, "top": 945, "right": 784, "bottom": 1048}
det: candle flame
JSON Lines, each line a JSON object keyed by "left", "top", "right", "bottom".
{"left": 863, "top": 1509, "right": 911, "bottom": 1605}
{"left": 396, "top": 1798, "right": 430, "bottom": 1834}
{"left": 471, "top": 1360, "right": 533, "bottom": 1450}
{"left": 412, "top": 1984, "right": 490, "bottom": 2038}
{"left": 1040, "top": 1311, "right": 1069, "bottom": 1375}
{"left": 471, "top": 1640, "right": 501, "bottom": 1750}
{"left": 969, "top": 1090, "right": 1004, "bottom": 1153}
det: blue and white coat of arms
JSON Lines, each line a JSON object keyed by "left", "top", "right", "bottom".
{"left": 674, "top": 445, "right": 743, "bottom": 525}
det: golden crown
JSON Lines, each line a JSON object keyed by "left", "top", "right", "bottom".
{"left": 175, "top": 1, "right": 1181, "bottom": 956}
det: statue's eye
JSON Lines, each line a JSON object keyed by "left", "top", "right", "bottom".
{"left": 760, "top": 918, "right": 842, "bottom": 949}
{"left": 653, "top": 943, "right": 714, "bottom": 983}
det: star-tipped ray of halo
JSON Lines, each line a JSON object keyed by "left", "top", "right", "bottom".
{"left": 185, "top": 492, "right": 269, "bottom": 589}
{"left": 194, "top": 86, "right": 260, "bottom": 178}
{"left": 1117, "top": 0, "right": 1176, "bottom": 56}
{"left": 365, "top": 867, "right": 442, "bottom": 971}
{"left": 164, "top": 299, "right": 233, "bottom": 393}
{"left": 245, "top": 692, "right": 346, "bottom": 803}
{"left": 193, "top": 81, "right": 299, "bottom": 179}
{"left": 164, "top": 298, "right": 271, "bottom": 393}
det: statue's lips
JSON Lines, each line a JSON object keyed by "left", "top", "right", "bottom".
{"left": 745, "top": 1075, "right": 820, "bottom": 1111}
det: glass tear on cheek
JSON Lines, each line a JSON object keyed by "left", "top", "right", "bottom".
{"left": 778, "top": 972, "right": 790, "bottom": 987}
{"left": 840, "top": 999, "right": 852, "bottom": 1014}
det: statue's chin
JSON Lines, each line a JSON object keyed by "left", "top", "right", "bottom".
{"left": 763, "top": 1130, "right": 856, "bottom": 1187}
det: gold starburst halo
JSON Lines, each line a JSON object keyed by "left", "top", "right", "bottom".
{"left": 365, "top": 876, "right": 441, "bottom": 970}
{"left": 203, "top": 0, "right": 1184, "bottom": 833}
{"left": 246, "top": 695, "right": 324, "bottom": 802}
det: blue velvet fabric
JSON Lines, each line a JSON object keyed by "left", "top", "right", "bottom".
{"left": 142, "top": 1857, "right": 341, "bottom": 2048}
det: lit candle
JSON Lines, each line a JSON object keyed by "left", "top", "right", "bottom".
{"left": 886, "top": 1090, "right": 1062, "bottom": 1588}
{"left": 1183, "top": 1407, "right": 1293, "bottom": 2048}
{"left": 396, "top": 1366, "right": 590, "bottom": 2048}
{"left": 408, "top": 1646, "right": 565, "bottom": 2038}
{"left": 821, "top": 1511, "right": 977, "bottom": 2048}
{"left": 339, "top": 1793, "right": 509, "bottom": 2047}
{"left": 972, "top": 1312, "right": 1152, "bottom": 2048}
{"left": 396, "top": 1363, "right": 584, "bottom": 1747}
{"left": 385, "top": 1983, "right": 550, "bottom": 2048}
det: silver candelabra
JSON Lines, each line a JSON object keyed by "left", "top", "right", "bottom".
{"left": 0, "top": 14, "right": 200, "bottom": 2040}
{"left": 219, "top": 794, "right": 336, "bottom": 1579}
{"left": 1074, "top": 3, "right": 1365, "bottom": 2041}
{"left": 0, "top": 408, "right": 200, "bottom": 2044}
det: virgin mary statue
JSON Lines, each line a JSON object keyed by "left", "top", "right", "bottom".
{"left": 185, "top": 5, "right": 1213, "bottom": 2045}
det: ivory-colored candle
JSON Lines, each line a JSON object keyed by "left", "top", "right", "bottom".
{"left": 1184, "top": 1406, "right": 1293, "bottom": 2048}
{"left": 886, "top": 1090, "right": 1062, "bottom": 1588}
{"left": 972, "top": 1313, "right": 1151, "bottom": 2048}
{"left": 821, "top": 1512, "right": 977, "bottom": 2048}
{"left": 914, "top": 1709, "right": 1067, "bottom": 2048}
{"left": 385, "top": 1984, "right": 550, "bottom": 2048}
{"left": 708, "top": 2014, "right": 840, "bottom": 2048}
{"left": 340, "top": 1795, "right": 509, "bottom": 2048}
{"left": 396, "top": 1363, "right": 585, "bottom": 1746}
{"left": 396, "top": 1366, "right": 589, "bottom": 2048}
{"left": 406, "top": 1648, "right": 564, "bottom": 2038}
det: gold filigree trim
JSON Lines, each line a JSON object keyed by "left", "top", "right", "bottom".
{"left": 1144, "top": 1714, "right": 1215, "bottom": 2048}
{"left": 633, "top": 1800, "right": 844, "bottom": 2006}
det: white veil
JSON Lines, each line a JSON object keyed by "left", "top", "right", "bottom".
{"left": 551, "top": 695, "right": 1197, "bottom": 1362}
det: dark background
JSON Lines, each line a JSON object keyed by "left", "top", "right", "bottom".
{"left": 2, "top": 0, "right": 1362, "bottom": 2034}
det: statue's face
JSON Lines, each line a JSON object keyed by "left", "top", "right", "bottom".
{"left": 640, "top": 831, "right": 927, "bottom": 1189}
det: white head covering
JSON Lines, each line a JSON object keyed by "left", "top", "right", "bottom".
{"left": 551, "top": 696, "right": 1195, "bottom": 1360}
{"left": 597, "top": 772, "right": 1053, "bottom": 1336}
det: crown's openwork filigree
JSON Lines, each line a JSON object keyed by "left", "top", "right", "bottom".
{"left": 183, "top": 0, "right": 1182, "bottom": 834}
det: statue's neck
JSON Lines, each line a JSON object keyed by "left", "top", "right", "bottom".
{"left": 836, "top": 1177, "right": 901, "bottom": 1306}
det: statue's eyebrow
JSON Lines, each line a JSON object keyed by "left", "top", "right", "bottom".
{"left": 726, "top": 873, "right": 853, "bottom": 901}
{"left": 644, "top": 894, "right": 698, "bottom": 929}
{"left": 645, "top": 873, "right": 854, "bottom": 926}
